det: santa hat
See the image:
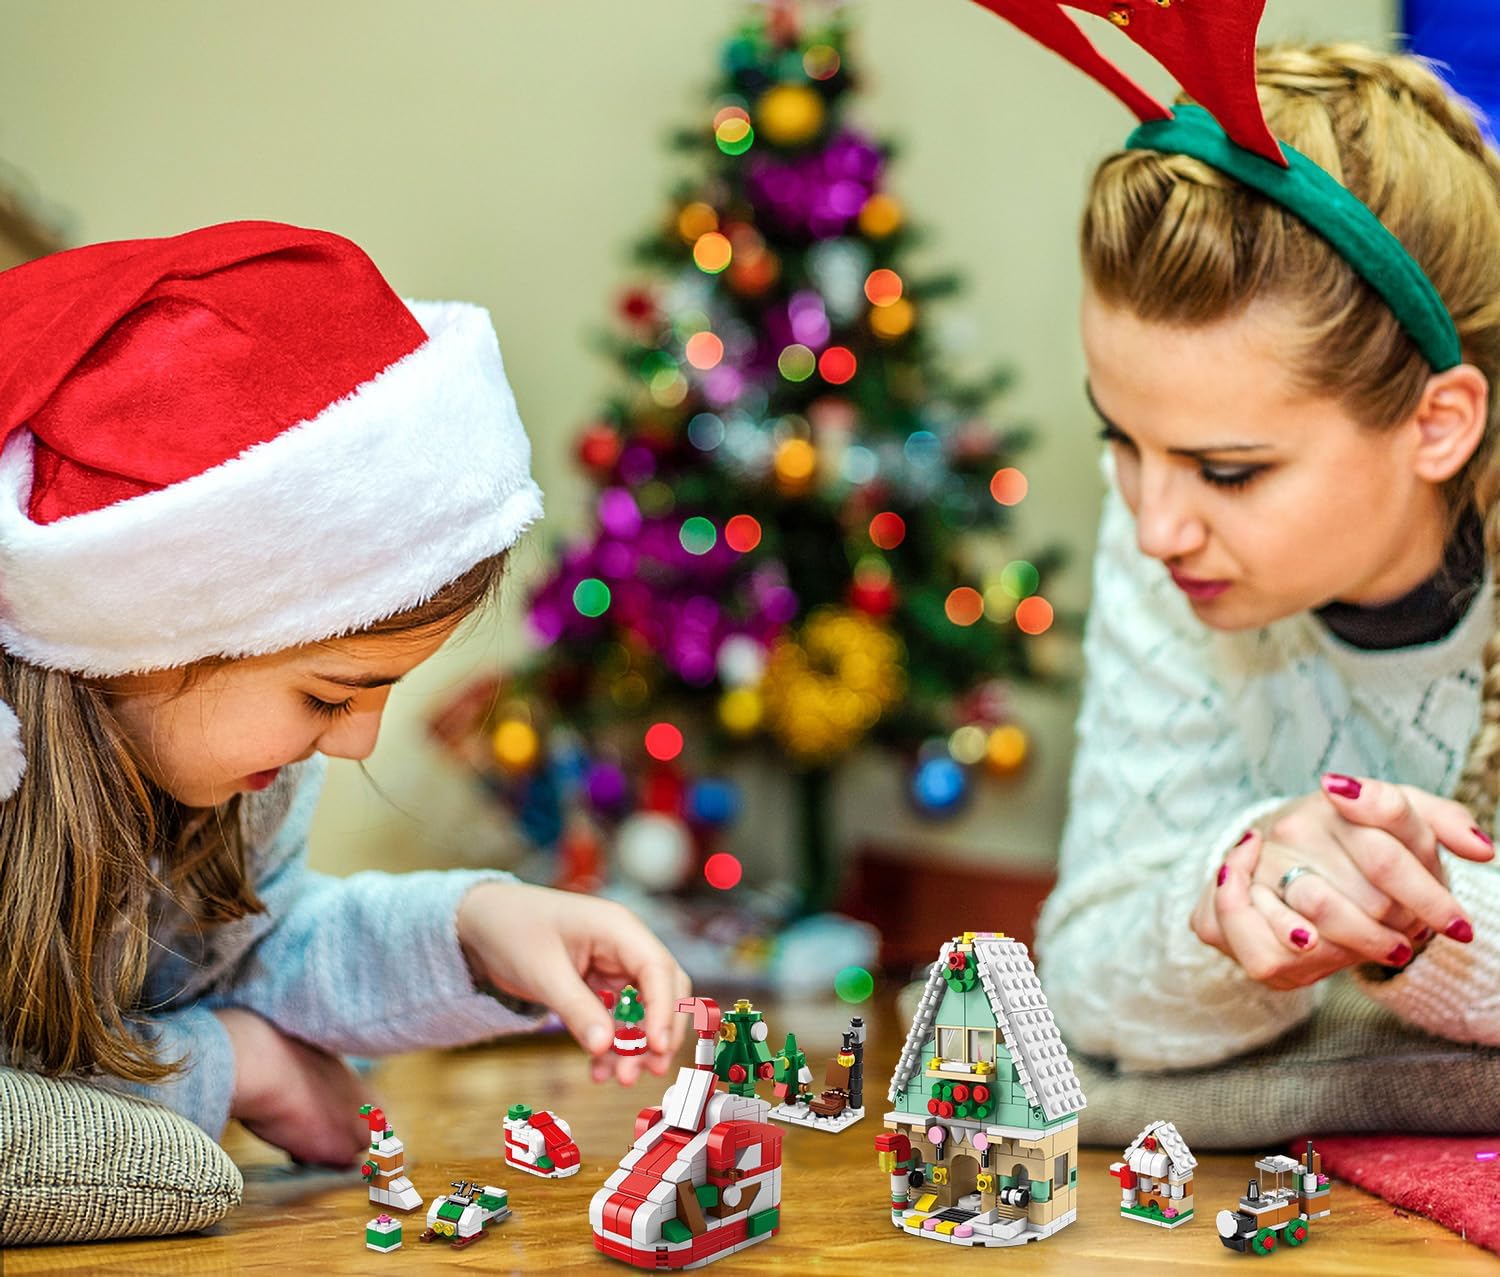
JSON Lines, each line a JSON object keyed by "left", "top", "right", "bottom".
{"left": 0, "top": 220, "right": 543, "bottom": 799}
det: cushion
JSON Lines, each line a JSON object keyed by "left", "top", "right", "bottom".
{"left": 0, "top": 1066, "right": 242, "bottom": 1245}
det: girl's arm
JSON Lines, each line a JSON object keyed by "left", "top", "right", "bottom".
{"left": 104, "top": 1003, "right": 237, "bottom": 1136}
{"left": 1035, "top": 486, "right": 1318, "bottom": 1070}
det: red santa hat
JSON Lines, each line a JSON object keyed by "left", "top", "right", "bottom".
{"left": 0, "top": 220, "right": 543, "bottom": 798}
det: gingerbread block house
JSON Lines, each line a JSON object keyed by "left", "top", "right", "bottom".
{"left": 1110, "top": 1119, "right": 1196, "bottom": 1227}
{"left": 875, "top": 931, "right": 1085, "bottom": 1246}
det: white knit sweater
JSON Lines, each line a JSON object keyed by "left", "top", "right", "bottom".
{"left": 1035, "top": 481, "right": 1500, "bottom": 1071}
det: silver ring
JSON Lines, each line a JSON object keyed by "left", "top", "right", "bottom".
{"left": 1276, "top": 865, "right": 1317, "bottom": 903}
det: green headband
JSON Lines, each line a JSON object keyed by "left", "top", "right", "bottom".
{"left": 1125, "top": 104, "right": 1462, "bottom": 372}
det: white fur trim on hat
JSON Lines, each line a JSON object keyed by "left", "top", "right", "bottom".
{"left": 0, "top": 302, "right": 543, "bottom": 675}
{"left": 0, "top": 698, "right": 24, "bottom": 799}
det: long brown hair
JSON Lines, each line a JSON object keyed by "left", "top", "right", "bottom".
{"left": 0, "top": 553, "right": 506, "bottom": 1083}
{"left": 1080, "top": 44, "right": 1500, "bottom": 818}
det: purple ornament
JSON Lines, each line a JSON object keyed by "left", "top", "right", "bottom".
{"left": 598, "top": 487, "right": 643, "bottom": 539}
{"left": 585, "top": 761, "right": 629, "bottom": 813}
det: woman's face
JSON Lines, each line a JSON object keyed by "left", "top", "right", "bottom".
{"left": 1080, "top": 291, "right": 1454, "bottom": 632}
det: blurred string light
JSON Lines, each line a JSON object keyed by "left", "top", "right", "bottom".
{"left": 773, "top": 437, "right": 817, "bottom": 490}
{"left": 948, "top": 723, "right": 988, "bottom": 765}
{"left": 725, "top": 513, "right": 762, "bottom": 552}
{"left": 644, "top": 721, "right": 684, "bottom": 761}
{"left": 719, "top": 686, "right": 763, "bottom": 735}
{"left": 870, "top": 297, "right": 914, "bottom": 340}
{"left": 987, "top": 723, "right": 1029, "bottom": 774}
{"left": 868, "top": 511, "right": 905, "bottom": 550}
{"left": 703, "top": 851, "right": 743, "bottom": 890}
{"left": 573, "top": 577, "right": 611, "bottom": 617}
{"left": 688, "top": 412, "right": 725, "bottom": 451}
{"left": 693, "top": 231, "right": 733, "bottom": 274}
{"left": 835, "top": 964, "right": 874, "bottom": 1002}
{"left": 842, "top": 445, "right": 878, "bottom": 485}
{"left": 1015, "top": 596, "right": 1054, "bottom": 635}
{"left": 777, "top": 343, "right": 816, "bottom": 382}
{"left": 491, "top": 718, "right": 540, "bottom": 774}
{"left": 803, "top": 43, "right": 841, "bottom": 80}
{"left": 713, "top": 102, "right": 750, "bottom": 130}
{"left": 903, "top": 430, "right": 941, "bottom": 467}
{"left": 677, "top": 201, "right": 719, "bottom": 242}
{"left": 945, "top": 586, "right": 984, "bottom": 627}
{"left": 990, "top": 466, "right": 1028, "bottom": 505}
{"left": 819, "top": 345, "right": 857, "bottom": 385}
{"left": 684, "top": 331, "right": 724, "bottom": 370}
{"left": 1000, "top": 559, "right": 1039, "bottom": 598}
{"left": 864, "top": 268, "right": 903, "bottom": 307}
{"left": 680, "top": 516, "right": 717, "bottom": 555}
{"left": 715, "top": 115, "right": 755, "bottom": 156}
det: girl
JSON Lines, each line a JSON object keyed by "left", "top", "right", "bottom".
{"left": 1035, "top": 45, "right": 1500, "bottom": 1091}
{"left": 0, "top": 221, "right": 690, "bottom": 1168}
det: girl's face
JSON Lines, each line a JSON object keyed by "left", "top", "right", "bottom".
{"left": 104, "top": 622, "right": 460, "bottom": 808}
{"left": 1080, "top": 292, "right": 1458, "bottom": 632}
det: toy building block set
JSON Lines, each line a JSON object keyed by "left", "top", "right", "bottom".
{"left": 1111, "top": 1119, "right": 1197, "bottom": 1228}
{"left": 875, "top": 931, "right": 1086, "bottom": 1248}
{"left": 359, "top": 1105, "right": 423, "bottom": 1213}
{"left": 590, "top": 996, "right": 784, "bottom": 1270}
{"left": 420, "top": 1180, "right": 512, "bottom": 1249}
{"left": 604, "top": 984, "right": 649, "bottom": 1055}
{"left": 769, "top": 1017, "right": 866, "bottom": 1133}
{"left": 1216, "top": 1141, "right": 1332, "bottom": 1256}
{"left": 504, "top": 1104, "right": 582, "bottom": 1179}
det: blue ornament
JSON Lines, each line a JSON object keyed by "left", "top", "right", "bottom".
{"left": 686, "top": 777, "right": 742, "bottom": 828}
{"left": 517, "top": 765, "right": 564, "bottom": 849}
{"left": 911, "top": 757, "right": 967, "bottom": 817}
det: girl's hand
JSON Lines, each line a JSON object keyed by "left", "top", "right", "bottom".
{"left": 456, "top": 881, "right": 692, "bottom": 1084}
{"left": 1189, "top": 777, "right": 1489, "bottom": 989}
{"left": 214, "top": 1007, "right": 370, "bottom": 1166}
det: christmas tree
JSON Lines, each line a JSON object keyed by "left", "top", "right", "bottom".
{"left": 432, "top": 0, "right": 1064, "bottom": 912}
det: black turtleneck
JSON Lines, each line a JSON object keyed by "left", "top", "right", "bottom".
{"left": 1315, "top": 511, "right": 1486, "bottom": 651}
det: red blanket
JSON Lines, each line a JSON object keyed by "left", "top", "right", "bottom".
{"left": 1312, "top": 1135, "right": 1500, "bottom": 1254}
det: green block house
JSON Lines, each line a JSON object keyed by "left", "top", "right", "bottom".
{"left": 876, "top": 931, "right": 1086, "bottom": 1247}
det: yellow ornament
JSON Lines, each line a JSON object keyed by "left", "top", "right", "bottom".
{"left": 756, "top": 83, "right": 825, "bottom": 146}
{"left": 491, "top": 719, "right": 540, "bottom": 774}
{"left": 858, "top": 193, "right": 904, "bottom": 239}
{"left": 719, "top": 687, "right": 764, "bottom": 736}
{"left": 985, "top": 724, "right": 1029, "bottom": 778}
{"left": 773, "top": 437, "right": 818, "bottom": 494}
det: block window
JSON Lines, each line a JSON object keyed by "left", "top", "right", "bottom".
{"left": 968, "top": 1029, "right": 995, "bottom": 1065}
{"left": 936, "top": 1027, "right": 964, "bottom": 1059}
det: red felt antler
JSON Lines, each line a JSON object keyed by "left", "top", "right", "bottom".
{"left": 971, "top": 0, "right": 1282, "bottom": 165}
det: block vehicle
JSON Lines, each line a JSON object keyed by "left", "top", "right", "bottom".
{"left": 419, "top": 1180, "right": 511, "bottom": 1248}
{"left": 1216, "top": 1141, "right": 1331, "bottom": 1255}
{"left": 590, "top": 996, "right": 783, "bottom": 1269}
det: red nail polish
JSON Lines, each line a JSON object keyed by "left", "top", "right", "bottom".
{"left": 1216, "top": 864, "right": 1229, "bottom": 886}
{"left": 1446, "top": 918, "right": 1475, "bottom": 943}
{"left": 1290, "top": 928, "right": 1311, "bottom": 949}
{"left": 1472, "top": 826, "right": 1495, "bottom": 847}
{"left": 1386, "top": 943, "right": 1413, "bottom": 966}
{"left": 1322, "top": 773, "right": 1362, "bottom": 799}
{"left": 1235, "top": 830, "right": 1253, "bottom": 846}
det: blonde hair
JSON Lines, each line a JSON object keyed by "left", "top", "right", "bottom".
{"left": 0, "top": 553, "right": 507, "bottom": 1083}
{"left": 1080, "top": 43, "right": 1500, "bottom": 821}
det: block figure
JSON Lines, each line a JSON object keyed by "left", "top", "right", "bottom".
{"left": 770, "top": 1016, "right": 867, "bottom": 1133}
{"left": 365, "top": 1213, "right": 402, "bottom": 1253}
{"left": 713, "top": 999, "right": 776, "bottom": 1097}
{"left": 504, "top": 1103, "right": 582, "bottom": 1179}
{"left": 590, "top": 996, "right": 784, "bottom": 1269}
{"left": 1110, "top": 1120, "right": 1196, "bottom": 1227}
{"left": 359, "top": 1104, "right": 423, "bottom": 1213}
{"left": 603, "top": 984, "right": 649, "bottom": 1055}
{"left": 1216, "top": 1141, "right": 1331, "bottom": 1255}
{"left": 419, "top": 1180, "right": 511, "bottom": 1248}
{"left": 875, "top": 931, "right": 1086, "bottom": 1246}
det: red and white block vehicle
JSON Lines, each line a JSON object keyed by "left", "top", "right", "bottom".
{"left": 503, "top": 1104, "right": 581, "bottom": 1179}
{"left": 590, "top": 997, "right": 784, "bottom": 1269}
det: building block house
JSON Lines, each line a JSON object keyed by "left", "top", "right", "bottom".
{"left": 875, "top": 931, "right": 1085, "bottom": 1246}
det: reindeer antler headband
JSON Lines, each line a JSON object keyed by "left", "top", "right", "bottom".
{"left": 972, "top": 0, "right": 1462, "bottom": 371}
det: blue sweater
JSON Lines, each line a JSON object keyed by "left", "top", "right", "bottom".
{"left": 105, "top": 755, "right": 535, "bottom": 1134}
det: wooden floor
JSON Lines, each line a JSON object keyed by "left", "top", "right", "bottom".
{"left": 7, "top": 991, "right": 1496, "bottom": 1275}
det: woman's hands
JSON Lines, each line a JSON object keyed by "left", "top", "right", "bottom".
{"left": 1190, "top": 775, "right": 1490, "bottom": 989}
{"left": 456, "top": 881, "right": 692, "bottom": 1084}
{"left": 214, "top": 1007, "right": 370, "bottom": 1166}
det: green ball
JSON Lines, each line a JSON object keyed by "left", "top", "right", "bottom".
{"left": 835, "top": 965, "right": 874, "bottom": 1003}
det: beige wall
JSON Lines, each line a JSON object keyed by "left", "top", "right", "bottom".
{"left": 0, "top": 0, "right": 1395, "bottom": 877}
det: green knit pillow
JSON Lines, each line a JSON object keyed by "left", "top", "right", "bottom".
{"left": 0, "top": 1066, "right": 242, "bottom": 1245}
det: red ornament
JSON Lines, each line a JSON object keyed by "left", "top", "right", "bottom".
{"left": 618, "top": 287, "right": 657, "bottom": 325}
{"left": 848, "top": 574, "right": 898, "bottom": 618}
{"left": 577, "top": 424, "right": 622, "bottom": 474}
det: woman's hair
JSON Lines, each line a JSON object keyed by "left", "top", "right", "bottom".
{"left": 1080, "top": 43, "right": 1500, "bottom": 821}
{"left": 0, "top": 552, "right": 507, "bottom": 1083}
